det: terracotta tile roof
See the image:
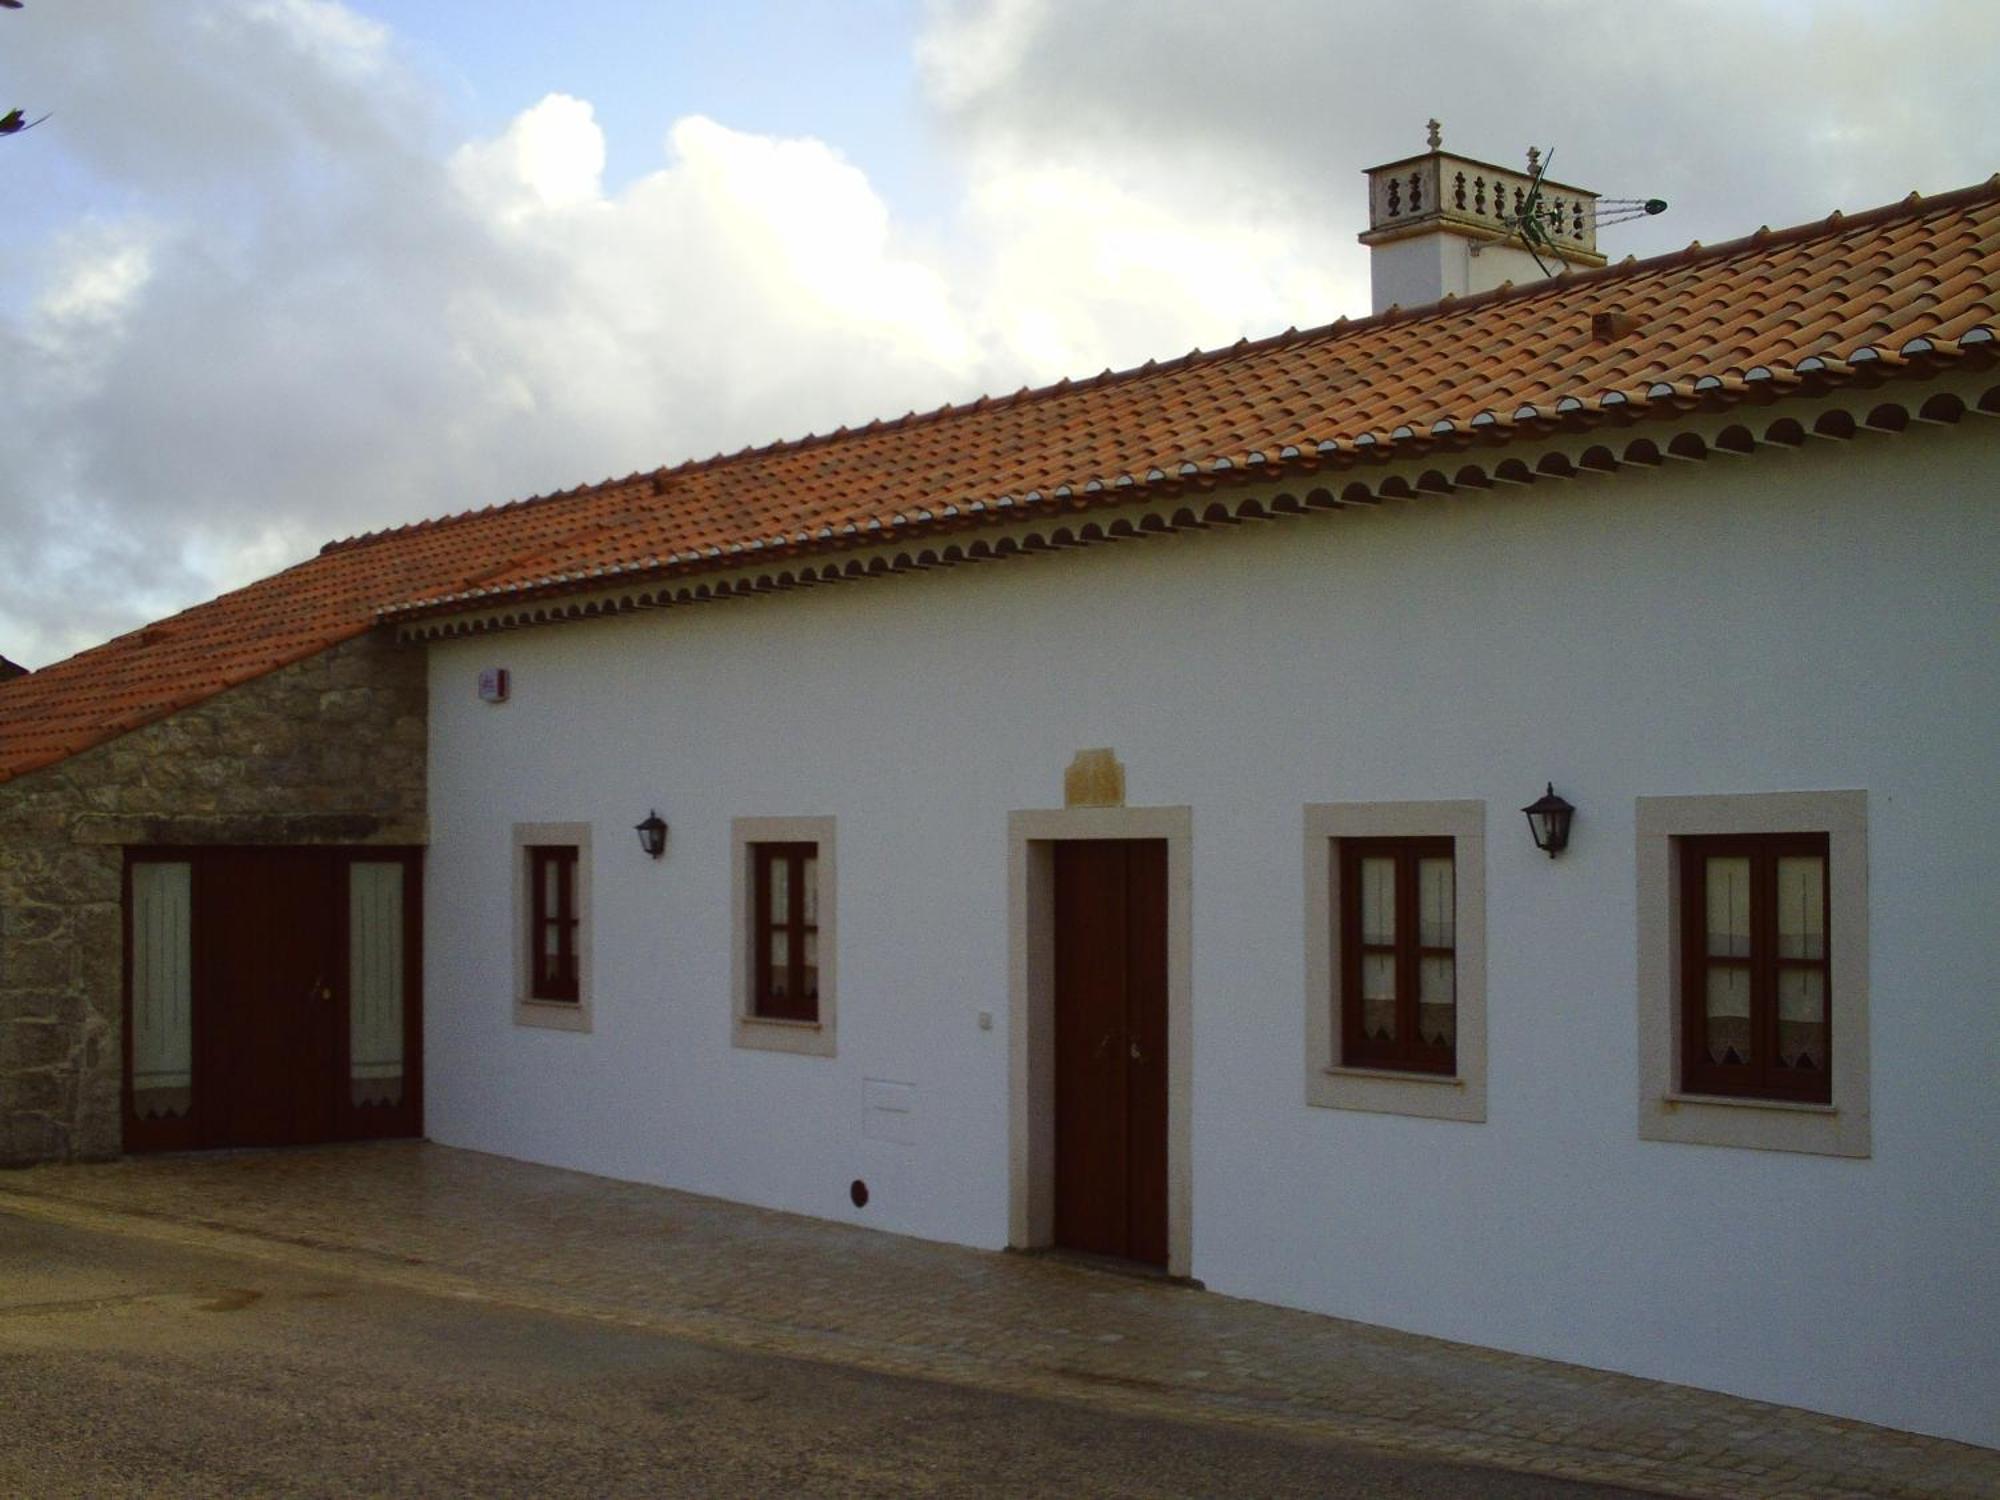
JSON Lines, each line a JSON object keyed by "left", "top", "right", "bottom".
{"left": 0, "top": 656, "right": 25, "bottom": 683}
{"left": 3, "top": 178, "right": 1997, "bottom": 785}
{"left": 0, "top": 511, "right": 551, "bottom": 783}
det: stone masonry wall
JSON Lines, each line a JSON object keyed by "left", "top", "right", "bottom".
{"left": 0, "top": 630, "right": 426, "bottom": 1165}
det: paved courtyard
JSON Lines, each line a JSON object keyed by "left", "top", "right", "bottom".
{"left": 0, "top": 1212, "right": 1642, "bottom": 1498}
{"left": 1, "top": 1143, "right": 1992, "bottom": 1499}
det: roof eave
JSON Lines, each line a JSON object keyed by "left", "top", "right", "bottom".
{"left": 374, "top": 338, "right": 1996, "bottom": 629}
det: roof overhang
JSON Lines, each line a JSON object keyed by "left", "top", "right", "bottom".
{"left": 391, "top": 361, "right": 2000, "bottom": 647}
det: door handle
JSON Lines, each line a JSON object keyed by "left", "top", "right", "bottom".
{"left": 1130, "top": 1040, "right": 1143, "bottom": 1063}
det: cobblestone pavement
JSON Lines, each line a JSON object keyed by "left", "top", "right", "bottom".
{"left": 2, "top": 1143, "right": 1992, "bottom": 1500}
{"left": 0, "top": 1213, "right": 1640, "bottom": 1498}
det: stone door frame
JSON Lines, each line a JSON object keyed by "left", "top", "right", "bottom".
{"left": 1006, "top": 805, "right": 1194, "bottom": 1280}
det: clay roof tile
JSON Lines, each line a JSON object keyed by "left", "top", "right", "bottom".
{"left": 5, "top": 178, "right": 1998, "bottom": 783}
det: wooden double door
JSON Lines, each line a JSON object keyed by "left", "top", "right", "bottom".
{"left": 1052, "top": 839, "right": 1169, "bottom": 1267}
{"left": 124, "top": 846, "right": 422, "bottom": 1152}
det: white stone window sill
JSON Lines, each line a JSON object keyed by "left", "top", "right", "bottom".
{"left": 1664, "top": 1091, "right": 1837, "bottom": 1116}
{"left": 733, "top": 1010, "right": 835, "bottom": 1058}
{"left": 1324, "top": 1065, "right": 1465, "bottom": 1088}
{"left": 514, "top": 998, "right": 590, "bottom": 1033}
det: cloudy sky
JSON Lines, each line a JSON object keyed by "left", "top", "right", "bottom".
{"left": 3, "top": 0, "right": 1996, "bottom": 668}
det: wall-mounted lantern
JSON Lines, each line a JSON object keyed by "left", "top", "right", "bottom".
{"left": 1521, "top": 783, "right": 1575, "bottom": 858}
{"left": 634, "top": 810, "right": 668, "bottom": 860}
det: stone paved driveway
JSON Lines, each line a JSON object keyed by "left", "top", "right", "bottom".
{"left": 2, "top": 1143, "right": 1992, "bottom": 1500}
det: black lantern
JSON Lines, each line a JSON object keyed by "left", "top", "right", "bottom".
{"left": 1521, "top": 783, "right": 1574, "bottom": 858}
{"left": 634, "top": 810, "right": 668, "bottom": 859}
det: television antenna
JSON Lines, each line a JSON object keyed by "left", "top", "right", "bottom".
{"left": 1504, "top": 146, "right": 1668, "bottom": 277}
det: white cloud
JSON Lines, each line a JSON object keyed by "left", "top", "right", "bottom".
{"left": 451, "top": 93, "right": 606, "bottom": 219}
{"left": 243, "top": 0, "right": 392, "bottom": 77}
{"left": 961, "top": 154, "right": 1358, "bottom": 381}
{"left": 1, "top": 9, "right": 999, "bottom": 667}
{"left": 32, "top": 228, "right": 154, "bottom": 328}
{"left": 4, "top": 0, "right": 1998, "bottom": 668}
{"left": 914, "top": 0, "right": 1051, "bottom": 111}
{"left": 916, "top": 0, "right": 2000, "bottom": 258}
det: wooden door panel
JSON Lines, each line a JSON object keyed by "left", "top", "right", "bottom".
{"left": 1053, "top": 839, "right": 1170, "bottom": 1267}
{"left": 197, "top": 849, "right": 340, "bottom": 1148}
{"left": 1054, "top": 840, "right": 1130, "bottom": 1258}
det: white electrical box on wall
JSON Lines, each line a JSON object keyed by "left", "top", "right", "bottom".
{"left": 477, "top": 667, "right": 510, "bottom": 704}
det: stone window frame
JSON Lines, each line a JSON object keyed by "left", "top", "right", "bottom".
{"left": 1636, "top": 790, "right": 1869, "bottom": 1158}
{"left": 1304, "top": 800, "right": 1486, "bottom": 1123}
{"left": 730, "top": 816, "right": 836, "bottom": 1058}
{"left": 513, "top": 822, "right": 592, "bottom": 1033}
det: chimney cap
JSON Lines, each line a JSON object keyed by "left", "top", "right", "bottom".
{"left": 1358, "top": 125, "right": 1608, "bottom": 313}
{"left": 1359, "top": 133, "right": 1604, "bottom": 264}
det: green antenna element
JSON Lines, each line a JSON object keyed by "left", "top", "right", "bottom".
{"left": 1504, "top": 146, "right": 1562, "bottom": 277}
{"left": 1501, "top": 146, "right": 1669, "bottom": 278}
{"left": 1595, "top": 197, "right": 1670, "bottom": 228}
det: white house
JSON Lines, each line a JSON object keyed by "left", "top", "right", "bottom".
{"left": 3, "top": 137, "right": 1995, "bottom": 1448}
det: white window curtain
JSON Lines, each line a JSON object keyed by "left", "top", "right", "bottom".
{"left": 349, "top": 862, "right": 405, "bottom": 1108}
{"left": 131, "top": 862, "right": 194, "bottom": 1120}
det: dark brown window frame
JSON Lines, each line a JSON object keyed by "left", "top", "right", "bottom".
{"left": 527, "top": 844, "right": 580, "bottom": 1003}
{"left": 751, "top": 841, "right": 819, "bottom": 1023}
{"left": 1678, "top": 831, "right": 1832, "bottom": 1104}
{"left": 1338, "top": 836, "right": 1456, "bottom": 1075}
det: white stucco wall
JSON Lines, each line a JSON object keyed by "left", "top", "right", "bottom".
{"left": 423, "top": 419, "right": 2000, "bottom": 1447}
{"left": 1368, "top": 231, "right": 1565, "bottom": 311}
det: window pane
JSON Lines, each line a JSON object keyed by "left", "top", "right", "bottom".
{"left": 1705, "top": 856, "right": 1752, "bottom": 958}
{"left": 769, "top": 929, "right": 789, "bottom": 997}
{"left": 1359, "top": 857, "right": 1395, "bottom": 945}
{"left": 542, "top": 853, "right": 559, "bottom": 913}
{"left": 1361, "top": 953, "right": 1397, "bottom": 1040}
{"left": 770, "top": 856, "right": 789, "bottom": 926}
{"left": 801, "top": 855, "right": 817, "bottom": 925}
{"left": 1418, "top": 856, "right": 1454, "bottom": 948}
{"left": 802, "top": 929, "right": 819, "bottom": 1002}
{"left": 1705, "top": 965, "right": 1753, "bottom": 1065}
{"left": 1777, "top": 968, "right": 1828, "bottom": 1072}
{"left": 131, "top": 862, "right": 194, "bottom": 1121}
{"left": 1419, "top": 956, "right": 1455, "bottom": 1047}
{"left": 349, "top": 862, "right": 405, "bottom": 1109}
{"left": 1776, "top": 855, "right": 1826, "bottom": 960}
{"left": 539, "top": 923, "right": 566, "bottom": 990}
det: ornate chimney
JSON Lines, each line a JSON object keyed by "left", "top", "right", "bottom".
{"left": 1359, "top": 122, "right": 1606, "bottom": 313}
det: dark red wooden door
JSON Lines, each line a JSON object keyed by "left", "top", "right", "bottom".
{"left": 195, "top": 849, "right": 342, "bottom": 1148}
{"left": 1053, "top": 839, "right": 1169, "bottom": 1266}
{"left": 125, "top": 845, "right": 423, "bottom": 1154}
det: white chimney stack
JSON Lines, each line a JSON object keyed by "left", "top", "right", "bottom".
{"left": 1359, "top": 122, "right": 1606, "bottom": 314}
